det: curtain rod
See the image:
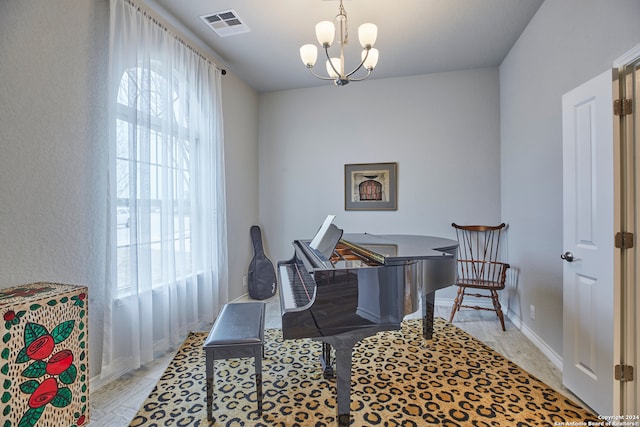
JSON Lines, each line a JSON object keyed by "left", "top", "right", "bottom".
{"left": 122, "top": 0, "right": 227, "bottom": 75}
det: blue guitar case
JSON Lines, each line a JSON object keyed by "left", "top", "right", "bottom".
{"left": 248, "top": 225, "right": 277, "bottom": 300}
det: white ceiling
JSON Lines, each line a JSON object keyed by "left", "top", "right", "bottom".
{"left": 147, "top": 0, "right": 544, "bottom": 93}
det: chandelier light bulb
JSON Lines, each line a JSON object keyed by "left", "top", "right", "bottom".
{"left": 326, "top": 58, "right": 341, "bottom": 78}
{"left": 358, "top": 23, "right": 377, "bottom": 49}
{"left": 300, "top": 44, "right": 318, "bottom": 67}
{"left": 362, "top": 48, "right": 379, "bottom": 70}
{"left": 315, "top": 21, "right": 335, "bottom": 47}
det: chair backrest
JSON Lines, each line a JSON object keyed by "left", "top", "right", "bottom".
{"left": 452, "top": 223, "right": 507, "bottom": 283}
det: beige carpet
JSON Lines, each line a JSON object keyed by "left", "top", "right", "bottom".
{"left": 129, "top": 318, "right": 598, "bottom": 426}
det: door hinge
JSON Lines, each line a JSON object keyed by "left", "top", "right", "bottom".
{"left": 615, "top": 364, "right": 634, "bottom": 382}
{"left": 614, "top": 98, "right": 633, "bottom": 116}
{"left": 615, "top": 231, "right": 634, "bottom": 249}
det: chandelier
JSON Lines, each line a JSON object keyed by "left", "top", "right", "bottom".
{"left": 299, "top": 0, "right": 379, "bottom": 86}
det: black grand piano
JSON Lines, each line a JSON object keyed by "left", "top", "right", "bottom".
{"left": 278, "top": 218, "right": 458, "bottom": 426}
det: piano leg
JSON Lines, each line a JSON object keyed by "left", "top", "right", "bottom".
{"left": 335, "top": 345, "right": 352, "bottom": 427}
{"left": 316, "top": 327, "right": 397, "bottom": 427}
{"left": 317, "top": 335, "right": 356, "bottom": 427}
{"left": 422, "top": 291, "right": 436, "bottom": 340}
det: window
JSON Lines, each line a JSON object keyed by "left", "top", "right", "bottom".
{"left": 115, "top": 66, "right": 197, "bottom": 294}
{"left": 103, "top": 0, "right": 225, "bottom": 380}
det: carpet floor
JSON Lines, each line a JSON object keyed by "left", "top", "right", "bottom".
{"left": 129, "top": 318, "right": 598, "bottom": 426}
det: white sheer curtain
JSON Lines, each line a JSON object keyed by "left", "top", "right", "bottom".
{"left": 101, "top": 0, "right": 228, "bottom": 381}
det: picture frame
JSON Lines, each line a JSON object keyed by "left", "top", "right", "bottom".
{"left": 344, "top": 162, "right": 397, "bottom": 211}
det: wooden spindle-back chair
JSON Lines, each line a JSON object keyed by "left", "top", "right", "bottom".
{"left": 449, "top": 223, "right": 510, "bottom": 331}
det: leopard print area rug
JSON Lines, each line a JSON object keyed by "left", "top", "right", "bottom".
{"left": 129, "top": 318, "right": 598, "bottom": 426}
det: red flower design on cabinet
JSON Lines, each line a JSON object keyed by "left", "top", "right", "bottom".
{"left": 13, "top": 321, "right": 77, "bottom": 427}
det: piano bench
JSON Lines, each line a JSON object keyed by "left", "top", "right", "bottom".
{"left": 203, "top": 302, "right": 266, "bottom": 421}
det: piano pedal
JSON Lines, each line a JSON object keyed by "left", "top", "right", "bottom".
{"left": 320, "top": 342, "right": 335, "bottom": 380}
{"left": 323, "top": 367, "right": 335, "bottom": 380}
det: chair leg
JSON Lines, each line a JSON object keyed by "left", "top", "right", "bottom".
{"left": 490, "top": 290, "right": 506, "bottom": 331}
{"left": 449, "top": 286, "right": 465, "bottom": 323}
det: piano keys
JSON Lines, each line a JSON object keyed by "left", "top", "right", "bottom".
{"left": 278, "top": 230, "right": 458, "bottom": 426}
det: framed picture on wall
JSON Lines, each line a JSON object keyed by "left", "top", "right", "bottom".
{"left": 344, "top": 162, "right": 397, "bottom": 211}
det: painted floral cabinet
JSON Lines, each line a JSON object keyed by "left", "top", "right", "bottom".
{"left": 1, "top": 283, "right": 88, "bottom": 427}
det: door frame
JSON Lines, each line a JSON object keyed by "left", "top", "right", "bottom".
{"left": 613, "top": 43, "right": 640, "bottom": 415}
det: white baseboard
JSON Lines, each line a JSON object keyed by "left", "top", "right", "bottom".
{"left": 230, "top": 292, "right": 249, "bottom": 303}
{"left": 435, "top": 296, "right": 494, "bottom": 310}
{"left": 435, "top": 297, "right": 563, "bottom": 371}
{"left": 505, "top": 308, "right": 563, "bottom": 370}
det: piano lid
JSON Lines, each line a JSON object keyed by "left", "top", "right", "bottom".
{"left": 341, "top": 233, "right": 457, "bottom": 263}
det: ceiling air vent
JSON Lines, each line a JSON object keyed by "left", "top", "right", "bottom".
{"left": 200, "top": 9, "right": 250, "bottom": 37}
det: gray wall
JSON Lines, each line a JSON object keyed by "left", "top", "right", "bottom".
{"left": 0, "top": 0, "right": 110, "bottom": 381}
{"left": 222, "top": 72, "right": 260, "bottom": 301}
{"left": 500, "top": 0, "right": 640, "bottom": 356}
{"left": 0, "top": 0, "right": 260, "bottom": 380}
{"left": 258, "top": 68, "right": 502, "bottom": 302}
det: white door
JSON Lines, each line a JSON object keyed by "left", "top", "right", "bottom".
{"left": 562, "top": 69, "right": 615, "bottom": 415}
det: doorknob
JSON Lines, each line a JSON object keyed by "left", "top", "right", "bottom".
{"left": 561, "top": 251, "right": 575, "bottom": 262}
